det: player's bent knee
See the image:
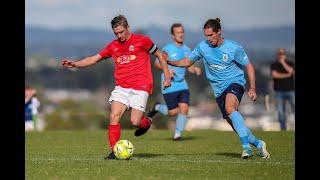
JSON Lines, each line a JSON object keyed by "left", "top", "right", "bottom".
{"left": 225, "top": 107, "right": 236, "bottom": 116}
{"left": 168, "top": 110, "right": 178, "bottom": 116}
{"left": 130, "top": 118, "right": 140, "bottom": 126}
{"left": 110, "top": 113, "right": 121, "bottom": 125}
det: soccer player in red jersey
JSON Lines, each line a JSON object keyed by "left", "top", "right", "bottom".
{"left": 62, "top": 15, "right": 172, "bottom": 159}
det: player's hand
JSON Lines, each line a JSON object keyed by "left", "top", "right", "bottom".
{"left": 163, "top": 78, "right": 171, "bottom": 89}
{"left": 248, "top": 88, "right": 257, "bottom": 101}
{"left": 194, "top": 67, "right": 202, "bottom": 75}
{"left": 62, "top": 59, "right": 77, "bottom": 68}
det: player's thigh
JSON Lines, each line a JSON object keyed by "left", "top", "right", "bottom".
{"left": 108, "top": 86, "right": 131, "bottom": 111}
{"left": 129, "top": 89, "right": 149, "bottom": 112}
{"left": 110, "top": 101, "right": 127, "bottom": 124}
{"left": 178, "top": 90, "right": 190, "bottom": 115}
{"left": 225, "top": 93, "right": 240, "bottom": 115}
{"left": 128, "top": 89, "right": 149, "bottom": 125}
{"left": 164, "top": 92, "right": 180, "bottom": 116}
{"left": 168, "top": 108, "right": 180, "bottom": 116}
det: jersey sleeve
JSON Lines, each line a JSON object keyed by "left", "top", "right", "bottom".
{"left": 98, "top": 43, "right": 112, "bottom": 59}
{"left": 142, "top": 36, "right": 158, "bottom": 54}
{"left": 234, "top": 45, "right": 250, "bottom": 66}
{"left": 189, "top": 43, "right": 203, "bottom": 63}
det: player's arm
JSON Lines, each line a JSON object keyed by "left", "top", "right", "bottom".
{"left": 154, "top": 60, "right": 162, "bottom": 70}
{"left": 245, "top": 63, "right": 258, "bottom": 101}
{"left": 271, "top": 70, "right": 293, "bottom": 79}
{"left": 281, "top": 61, "right": 295, "bottom": 74}
{"left": 167, "top": 57, "right": 194, "bottom": 67}
{"left": 154, "top": 51, "right": 175, "bottom": 77}
{"left": 187, "top": 65, "right": 202, "bottom": 75}
{"left": 61, "top": 54, "right": 104, "bottom": 68}
{"left": 154, "top": 51, "right": 168, "bottom": 70}
{"left": 153, "top": 49, "right": 172, "bottom": 88}
{"left": 168, "top": 44, "right": 202, "bottom": 67}
{"left": 235, "top": 45, "right": 257, "bottom": 101}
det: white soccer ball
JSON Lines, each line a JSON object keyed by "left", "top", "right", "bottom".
{"left": 113, "top": 140, "right": 134, "bottom": 160}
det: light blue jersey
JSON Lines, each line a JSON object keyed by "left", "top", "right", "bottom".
{"left": 156, "top": 42, "right": 191, "bottom": 94}
{"left": 189, "top": 39, "right": 249, "bottom": 98}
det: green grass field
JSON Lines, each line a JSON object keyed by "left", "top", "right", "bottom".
{"left": 26, "top": 130, "right": 294, "bottom": 180}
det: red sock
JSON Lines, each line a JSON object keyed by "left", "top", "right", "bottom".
{"left": 108, "top": 124, "right": 121, "bottom": 150}
{"left": 139, "top": 116, "right": 151, "bottom": 128}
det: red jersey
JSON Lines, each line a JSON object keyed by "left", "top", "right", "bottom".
{"left": 99, "top": 34, "right": 158, "bottom": 94}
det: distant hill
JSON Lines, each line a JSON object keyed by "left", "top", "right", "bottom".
{"left": 25, "top": 25, "right": 294, "bottom": 61}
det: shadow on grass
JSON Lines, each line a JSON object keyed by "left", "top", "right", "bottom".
{"left": 215, "top": 152, "right": 240, "bottom": 158}
{"left": 164, "top": 136, "right": 198, "bottom": 141}
{"left": 134, "top": 153, "right": 165, "bottom": 158}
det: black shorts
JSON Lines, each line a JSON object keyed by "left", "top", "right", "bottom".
{"left": 216, "top": 83, "right": 245, "bottom": 119}
{"left": 163, "top": 89, "right": 190, "bottom": 110}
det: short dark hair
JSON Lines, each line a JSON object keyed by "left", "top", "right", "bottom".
{"left": 203, "top": 18, "right": 221, "bottom": 32}
{"left": 170, "top": 23, "right": 183, "bottom": 35}
{"left": 111, "top": 15, "right": 129, "bottom": 29}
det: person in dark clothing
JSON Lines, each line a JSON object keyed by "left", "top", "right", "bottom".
{"left": 270, "top": 48, "right": 295, "bottom": 130}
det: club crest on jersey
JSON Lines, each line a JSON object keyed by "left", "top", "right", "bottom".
{"left": 222, "top": 54, "right": 228, "bottom": 62}
{"left": 129, "top": 45, "right": 134, "bottom": 52}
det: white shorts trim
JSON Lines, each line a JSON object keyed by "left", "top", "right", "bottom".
{"left": 108, "top": 86, "right": 149, "bottom": 112}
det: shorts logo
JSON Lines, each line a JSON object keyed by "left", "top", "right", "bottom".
{"left": 129, "top": 45, "right": 134, "bottom": 52}
{"left": 223, "top": 54, "right": 228, "bottom": 62}
{"left": 116, "top": 55, "right": 136, "bottom": 64}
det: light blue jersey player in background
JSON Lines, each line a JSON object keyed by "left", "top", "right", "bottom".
{"left": 167, "top": 18, "right": 270, "bottom": 159}
{"left": 147, "top": 23, "right": 201, "bottom": 140}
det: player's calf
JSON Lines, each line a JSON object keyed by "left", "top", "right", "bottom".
{"left": 134, "top": 116, "right": 152, "bottom": 137}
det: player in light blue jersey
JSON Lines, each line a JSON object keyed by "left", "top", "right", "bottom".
{"left": 167, "top": 18, "right": 270, "bottom": 159}
{"left": 147, "top": 23, "right": 201, "bottom": 140}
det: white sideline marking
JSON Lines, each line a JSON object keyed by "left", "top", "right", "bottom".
{"left": 27, "top": 158, "right": 293, "bottom": 165}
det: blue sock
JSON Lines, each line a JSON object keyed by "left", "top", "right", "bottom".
{"left": 155, "top": 104, "right": 168, "bottom": 115}
{"left": 247, "top": 127, "right": 262, "bottom": 149}
{"left": 175, "top": 114, "right": 187, "bottom": 135}
{"left": 229, "top": 111, "right": 251, "bottom": 150}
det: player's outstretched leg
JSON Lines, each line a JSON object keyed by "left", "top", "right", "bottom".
{"left": 173, "top": 114, "right": 187, "bottom": 140}
{"left": 105, "top": 124, "right": 121, "bottom": 160}
{"left": 229, "top": 111, "right": 253, "bottom": 159}
{"left": 247, "top": 128, "right": 270, "bottom": 159}
{"left": 105, "top": 101, "right": 126, "bottom": 160}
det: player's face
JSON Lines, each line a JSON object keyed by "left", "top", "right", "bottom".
{"left": 113, "top": 25, "right": 130, "bottom": 42}
{"left": 204, "top": 28, "right": 221, "bottom": 46}
{"left": 172, "top": 27, "right": 185, "bottom": 44}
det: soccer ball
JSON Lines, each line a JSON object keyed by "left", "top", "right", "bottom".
{"left": 113, "top": 140, "right": 134, "bottom": 160}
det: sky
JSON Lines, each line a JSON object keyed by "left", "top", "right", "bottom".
{"left": 26, "top": 0, "right": 295, "bottom": 31}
